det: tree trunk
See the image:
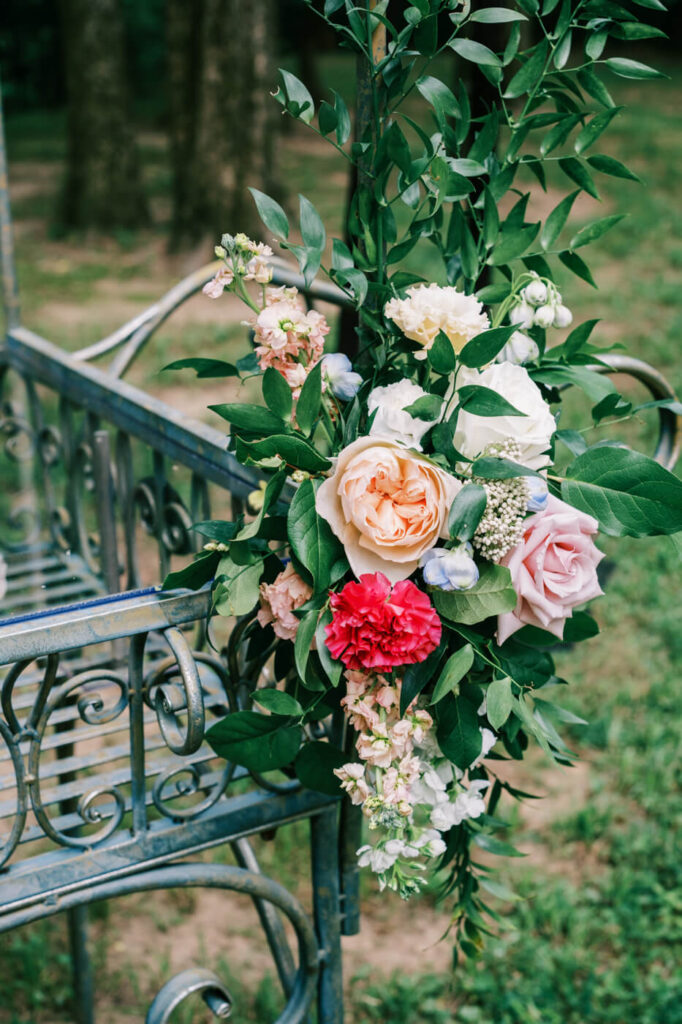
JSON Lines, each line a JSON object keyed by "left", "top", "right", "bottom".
{"left": 58, "top": 0, "right": 148, "bottom": 231}
{"left": 167, "top": 0, "right": 280, "bottom": 251}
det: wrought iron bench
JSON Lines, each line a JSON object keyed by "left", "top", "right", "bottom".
{"left": 0, "top": 87, "right": 359, "bottom": 1023}
{"left": 0, "top": 81, "right": 680, "bottom": 1024}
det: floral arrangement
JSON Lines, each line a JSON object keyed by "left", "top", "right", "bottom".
{"left": 166, "top": 0, "right": 682, "bottom": 948}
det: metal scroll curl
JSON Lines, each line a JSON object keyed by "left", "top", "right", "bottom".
{"left": 0, "top": 717, "right": 26, "bottom": 869}
{"left": 144, "top": 627, "right": 206, "bottom": 756}
{"left": 27, "top": 668, "right": 129, "bottom": 848}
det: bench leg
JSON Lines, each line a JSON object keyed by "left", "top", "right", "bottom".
{"left": 310, "top": 806, "right": 344, "bottom": 1024}
{"left": 67, "top": 905, "right": 95, "bottom": 1024}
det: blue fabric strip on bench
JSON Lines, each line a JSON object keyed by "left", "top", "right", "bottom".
{"left": 0, "top": 586, "right": 161, "bottom": 629}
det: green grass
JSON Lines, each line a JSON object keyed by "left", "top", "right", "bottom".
{"left": 1, "top": 55, "right": 681, "bottom": 1023}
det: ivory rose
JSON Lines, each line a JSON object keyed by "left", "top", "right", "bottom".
{"left": 453, "top": 362, "right": 556, "bottom": 470}
{"left": 257, "top": 563, "right": 312, "bottom": 641}
{"left": 497, "top": 494, "right": 604, "bottom": 645}
{"left": 384, "top": 284, "right": 489, "bottom": 358}
{"left": 316, "top": 436, "right": 461, "bottom": 582}
{"left": 367, "top": 379, "right": 437, "bottom": 450}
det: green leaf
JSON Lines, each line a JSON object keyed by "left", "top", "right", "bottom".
{"left": 405, "top": 394, "right": 444, "bottom": 420}
{"left": 605, "top": 57, "right": 666, "bottom": 80}
{"left": 416, "top": 75, "right": 460, "bottom": 125}
{"left": 262, "top": 368, "right": 293, "bottom": 421}
{"left": 294, "top": 607, "right": 321, "bottom": 681}
{"left": 559, "top": 249, "right": 597, "bottom": 288}
{"left": 333, "top": 90, "right": 351, "bottom": 145}
{"left": 449, "top": 158, "right": 488, "bottom": 177}
{"left": 163, "top": 358, "right": 238, "bottom": 378}
{"left": 503, "top": 40, "right": 549, "bottom": 99}
{"left": 474, "top": 832, "right": 525, "bottom": 856}
{"left": 471, "top": 457, "right": 541, "bottom": 480}
{"left": 457, "top": 385, "right": 527, "bottom": 417}
{"left": 288, "top": 479, "right": 344, "bottom": 591}
{"left": 540, "top": 114, "right": 580, "bottom": 156}
{"left": 249, "top": 188, "right": 289, "bottom": 239}
{"left": 562, "top": 446, "right": 682, "bottom": 537}
{"left": 238, "top": 435, "right": 331, "bottom": 474}
{"left": 531, "top": 364, "right": 616, "bottom": 403}
{"left": 431, "top": 646, "right": 475, "bottom": 704}
{"left": 587, "top": 154, "right": 642, "bottom": 183}
{"left": 541, "top": 190, "right": 580, "bottom": 251}
{"left": 163, "top": 550, "right": 220, "bottom": 592}
{"left": 295, "top": 361, "right": 323, "bottom": 436}
{"left": 433, "top": 563, "right": 517, "bottom": 625}
{"left": 574, "top": 107, "right": 622, "bottom": 155}
{"left": 450, "top": 38, "right": 502, "bottom": 68}
{"left": 276, "top": 68, "right": 315, "bottom": 123}
{"left": 294, "top": 742, "right": 346, "bottom": 795}
{"left": 400, "top": 642, "right": 446, "bottom": 716}
{"left": 253, "top": 690, "right": 304, "bottom": 717}
{"left": 207, "top": 711, "right": 301, "bottom": 772}
{"left": 214, "top": 555, "right": 263, "bottom": 616}
{"left": 448, "top": 483, "right": 488, "bottom": 542}
{"left": 428, "top": 330, "right": 456, "bottom": 374}
{"left": 210, "top": 403, "right": 288, "bottom": 435}
{"left": 488, "top": 223, "right": 539, "bottom": 265}
{"left": 470, "top": 6, "right": 528, "bottom": 20}
{"left": 558, "top": 157, "right": 600, "bottom": 200}
{"left": 316, "top": 609, "right": 343, "bottom": 687}
{"left": 459, "top": 324, "right": 517, "bottom": 367}
{"left": 436, "top": 694, "right": 483, "bottom": 770}
{"left": 486, "top": 676, "right": 513, "bottom": 730}
{"left": 299, "top": 194, "right": 326, "bottom": 251}
{"left": 192, "top": 521, "right": 239, "bottom": 543}
{"left": 576, "top": 67, "right": 615, "bottom": 109}
{"left": 569, "top": 214, "right": 625, "bottom": 250}
{"left": 235, "top": 470, "right": 286, "bottom": 540}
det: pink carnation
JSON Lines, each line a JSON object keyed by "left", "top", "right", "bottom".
{"left": 497, "top": 494, "right": 604, "bottom": 645}
{"left": 257, "top": 563, "right": 312, "bottom": 642}
{"left": 326, "top": 573, "right": 441, "bottom": 673}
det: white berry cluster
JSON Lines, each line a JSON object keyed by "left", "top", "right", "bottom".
{"left": 509, "top": 273, "right": 572, "bottom": 332}
{"left": 472, "top": 440, "right": 530, "bottom": 562}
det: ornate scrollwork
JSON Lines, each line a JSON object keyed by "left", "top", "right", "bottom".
{"left": 151, "top": 760, "right": 234, "bottom": 821}
{"left": 0, "top": 717, "right": 27, "bottom": 869}
{"left": 143, "top": 628, "right": 206, "bottom": 756}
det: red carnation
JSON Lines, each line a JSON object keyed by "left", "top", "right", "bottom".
{"left": 325, "top": 572, "right": 441, "bottom": 673}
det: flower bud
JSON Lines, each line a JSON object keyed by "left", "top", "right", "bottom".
{"left": 497, "top": 330, "right": 539, "bottom": 366}
{"left": 509, "top": 301, "right": 534, "bottom": 329}
{"left": 420, "top": 544, "right": 479, "bottom": 591}
{"left": 533, "top": 304, "right": 556, "bottom": 329}
{"left": 522, "top": 278, "right": 548, "bottom": 307}
{"left": 553, "top": 304, "right": 573, "bottom": 328}
{"left": 526, "top": 474, "right": 549, "bottom": 512}
{"left": 321, "top": 352, "right": 363, "bottom": 401}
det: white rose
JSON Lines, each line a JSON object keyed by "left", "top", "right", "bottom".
{"left": 453, "top": 362, "right": 556, "bottom": 470}
{"left": 384, "top": 284, "right": 489, "bottom": 359}
{"left": 367, "top": 379, "right": 437, "bottom": 450}
{"left": 496, "top": 330, "right": 539, "bottom": 366}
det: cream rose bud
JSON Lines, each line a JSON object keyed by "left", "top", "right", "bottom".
{"left": 509, "top": 301, "right": 534, "bottom": 329}
{"left": 553, "top": 304, "right": 573, "bottom": 328}
{"left": 367, "top": 379, "right": 437, "bottom": 450}
{"left": 316, "top": 436, "right": 461, "bottom": 583}
{"left": 453, "top": 363, "right": 557, "bottom": 471}
{"left": 384, "top": 284, "right": 489, "bottom": 359}
{"left": 497, "top": 330, "right": 539, "bottom": 366}
{"left": 522, "top": 278, "right": 548, "bottom": 307}
{"left": 533, "top": 304, "right": 556, "bottom": 329}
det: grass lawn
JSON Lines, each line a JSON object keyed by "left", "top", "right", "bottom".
{"left": 0, "top": 51, "right": 681, "bottom": 1023}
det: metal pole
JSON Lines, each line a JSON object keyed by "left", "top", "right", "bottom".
{"left": 0, "top": 78, "right": 20, "bottom": 331}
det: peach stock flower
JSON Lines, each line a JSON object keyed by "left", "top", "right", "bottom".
{"left": 316, "top": 436, "right": 461, "bottom": 582}
{"left": 257, "top": 563, "right": 312, "bottom": 641}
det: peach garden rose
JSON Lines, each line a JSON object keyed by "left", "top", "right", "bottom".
{"left": 315, "top": 436, "right": 461, "bottom": 583}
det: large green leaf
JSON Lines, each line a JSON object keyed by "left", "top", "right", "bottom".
{"left": 433, "top": 564, "right": 517, "bottom": 624}
{"left": 448, "top": 483, "right": 488, "bottom": 542}
{"left": 561, "top": 446, "right": 682, "bottom": 537}
{"left": 450, "top": 38, "right": 502, "bottom": 68}
{"left": 605, "top": 57, "right": 666, "bottom": 80}
{"left": 457, "top": 385, "right": 527, "bottom": 417}
{"left": 431, "top": 645, "right": 475, "bottom": 704}
{"left": 541, "top": 190, "right": 579, "bottom": 250}
{"left": 459, "top": 324, "right": 517, "bottom": 367}
{"left": 262, "top": 368, "right": 293, "bottom": 421}
{"left": 294, "top": 742, "right": 346, "bottom": 795}
{"left": 163, "top": 358, "right": 239, "bottom": 378}
{"left": 237, "top": 435, "right": 331, "bottom": 473}
{"left": 503, "top": 40, "right": 549, "bottom": 99}
{"left": 207, "top": 711, "right": 301, "bottom": 772}
{"left": 249, "top": 188, "right": 289, "bottom": 239}
{"left": 295, "top": 361, "right": 323, "bottom": 436}
{"left": 436, "top": 694, "right": 483, "bottom": 770}
{"left": 569, "top": 214, "right": 625, "bottom": 251}
{"left": 486, "top": 676, "right": 513, "bottom": 730}
{"left": 214, "top": 555, "right": 264, "bottom": 616}
{"left": 253, "top": 690, "right": 304, "bottom": 717}
{"left": 210, "top": 403, "right": 288, "bottom": 435}
{"left": 288, "top": 479, "right": 344, "bottom": 591}
{"left": 163, "top": 550, "right": 220, "bottom": 592}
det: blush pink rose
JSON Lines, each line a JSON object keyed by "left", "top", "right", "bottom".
{"left": 257, "top": 563, "right": 313, "bottom": 641}
{"left": 497, "top": 494, "right": 604, "bottom": 645}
